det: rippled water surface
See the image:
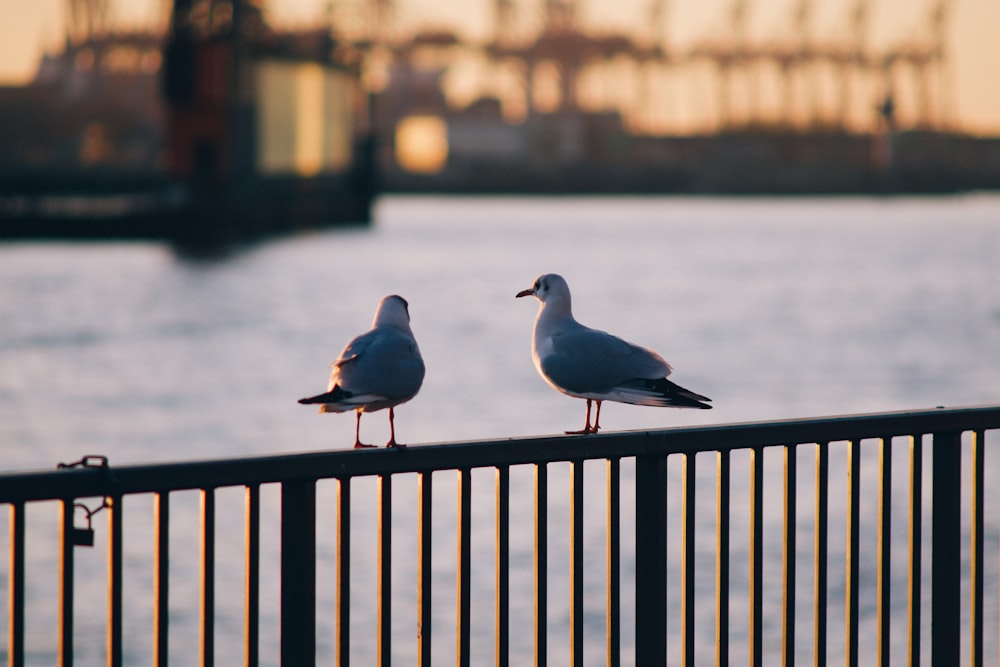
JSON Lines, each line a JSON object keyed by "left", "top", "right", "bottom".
{"left": 1, "top": 195, "right": 999, "bottom": 665}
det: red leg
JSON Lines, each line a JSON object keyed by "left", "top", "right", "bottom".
{"left": 385, "top": 407, "right": 406, "bottom": 448}
{"left": 566, "top": 399, "right": 594, "bottom": 435}
{"left": 591, "top": 400, "right": 603, "bottom": 433}
{"left": 353, "top": 410, "right": 375, "bottom": 448}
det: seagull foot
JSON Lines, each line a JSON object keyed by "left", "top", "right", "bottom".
{"left": 385, "top": 441, "right": 408, "bottom": 449}
{"left": 565, "top": 427, "right": 596, "bottom": 435}
{"left": 354, "top": 442, "right": 377, "bottom": 449}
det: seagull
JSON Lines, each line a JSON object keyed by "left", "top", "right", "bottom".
{"left": 298, "top": 295, "right": 425, "bottom": 448}
{"left": 516, "top": 273, "right": 711, "bottom": 434}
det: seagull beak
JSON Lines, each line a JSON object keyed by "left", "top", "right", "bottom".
{"left": 515, "top": 288, "right": 534, "bottom": 299}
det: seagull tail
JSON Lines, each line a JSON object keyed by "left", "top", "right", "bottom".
{"left": 619, "top": 377, "right": 713, "bottom": 409}
{"left": 298, "top": 385, "right": 353, "bottom": 413}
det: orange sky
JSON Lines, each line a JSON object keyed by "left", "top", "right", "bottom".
{"left": 1, "top": 0, "right": 998, "bottom": 135}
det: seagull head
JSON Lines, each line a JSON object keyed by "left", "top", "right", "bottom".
{"left": 373, "top": 294, "right": 412, "bottom": 329}
{"left": 516, "top": 274, "right": 572, "bottom": 310}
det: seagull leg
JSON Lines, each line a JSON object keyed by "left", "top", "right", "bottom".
{"left": 353, "top": 411, "right": 375, "bottom": 449}
{"left": 566, "top": 399, "right": 594, "bottom": 435}
{"left": 591, "top": 400, "right": 603, "bottom": 433}
{"left": 385, "top": 407, "right": 407, "bottom": 449}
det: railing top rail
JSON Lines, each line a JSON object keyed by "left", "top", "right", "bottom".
{"left": 2, "top": 404, "right": 999, "bottom": 503}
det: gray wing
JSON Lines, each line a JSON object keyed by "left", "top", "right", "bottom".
{"left": 335, "top": 327, "right": 425, "bottom": 400}
{"left": 540, "top": 325, "right": 672, "bottom": 394}
{"left": 332, "top": 329, "right": 376, "bottom": 369}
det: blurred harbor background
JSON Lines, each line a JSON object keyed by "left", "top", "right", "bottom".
{"left": 1, "top": 0, "right": 1000, "bottom": 247}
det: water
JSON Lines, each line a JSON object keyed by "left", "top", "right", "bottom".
{"left": 1, "top": 195, "right": 999, "bottom": 665}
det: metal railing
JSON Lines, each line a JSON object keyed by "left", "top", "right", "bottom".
{"left": 2, "top": 405, "right": 999, "bottom": 666}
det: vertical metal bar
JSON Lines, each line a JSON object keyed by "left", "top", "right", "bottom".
{"left": 682, "top": 452, "right": 696, "bottom": 667}
{"left": 635, "top": 453, "right": 667, "bottom": 667}
{"left": 60, "top": 499, "right": 74, "bottom": 667}
{"left": 107, "top": 494, "right": 123, "bottom": 667}
{"left": 814, "top": 442, "right": 829, "bottom": 667}
{"left": 154, "top": 492, "right": 170, "bottom": 667}
{"left": 571, "top": 460, "right": 584, "bottom": 667}
{"left": 906, "top": 435, "right": 922, "bottom": 667}
{"left": 931, "top": 430, "right": 961, "bottom": 665}
{"left": 845, "top": 440, "right": 859, "bottom": 667}
{"left": 244, "top": 485, "right": 259, "bottom": 667}
{"left": 716, "top": 450, "right": 731, "bottom": 667}
{"left": 201, "top": 489, "right": 215, "bottom": 667}
{"left": 606, "top": 457, "right": 620, "bottom": 667}
{"left": 378, "top": 474, "right": 392, "bottom": 667}
{"left": 337, "top": 477, "right": 351, "bottom": 667}
{"left": 8, "top": 502, "right": 25, "bottom": 667}
{"left": 457, "top": 468, "right": 472, "bottom": 667}
{"left": 782, "top": 445, "right": 797, "bottom": 667}
{"left": 535, "top": 463, "right": 548, "bottom": 667}
{"left": 970, "top": 430, "right": 984, "bottom": 667}
{"left": 749, "top": 447, "right": 763, "bottom": 667}
{"left": 877, "top": 437, "right": 892, "bottom": 667}
{"left": 281, "top": 479, "right": 316, "bottom": 667}
{"left": 418, "top": 472, "right": 432, "bottom": 667}
{"left": 496, "top": 466, "right": 510, "bottom": 667}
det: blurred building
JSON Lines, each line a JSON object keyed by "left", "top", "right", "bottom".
{"left": 0, "top": 0, "right": 375, "bottom": 247}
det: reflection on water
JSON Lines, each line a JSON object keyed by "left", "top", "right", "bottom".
{"left": 1, "top": 195, "right": 999, "bottom": 665}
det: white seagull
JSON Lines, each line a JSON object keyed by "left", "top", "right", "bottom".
{"left": 298, "top": 295, "right": 425, "bottom": 448}
{"left": 516, "top": 273, "right": 711, "bottom": 434}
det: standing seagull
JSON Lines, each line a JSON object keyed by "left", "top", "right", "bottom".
{"left": 298, "top": 295, "right": 425, "bottom": 448}
{"left": 516, "top": 274, "right": 711, "bottom": 434}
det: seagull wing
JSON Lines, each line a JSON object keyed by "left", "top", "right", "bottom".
{"left": 334, "top": 327, "right": 424, "bottom": 401}
{"left": 540, "top": 324, "right": 672, "bottom": 395}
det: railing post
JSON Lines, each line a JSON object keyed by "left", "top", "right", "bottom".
{"left": 606, "top": 457, "right": 621, "bottom": 667}
{"left": 570, "top": 460, "right": 584, "bottom": 667}
{"left": 107, "top": 494, "right": 123, "bottom": 667}
{"left": 970, "top": 431, "right": 985, "bottom": 667}
{"left": 154, "top": 492, "right": 170, "bottom": 667}
{"left": 814, "top": 442, "right": 829, "bottom": 667}
{"left": 716, "top": 450, "right": 731, "bottom": 667}
{"left": 244, "top": 486, "right": 259, "bottom": 667}
{"left": 59, "top": 499, "right": 75, "bottom": 667}
{"left": 635, "top": 452, "right": 667, "bottom": 666}
{"left": 418, "top": 472, "right": 432, "bottom": 667}
{"left": 749, "top": 447, "right": 764, "bottom": 667}
{"left": 9, "top": 502, "right": 25, "bottom": 667}
{"left": 906, "top": 435, "right": 923, "bottom": 667}
{"left": 200, "top": 489, "right": 215, "bottom": 667}
{"left": 681, "top": 452, "right": 696, "bottom": 667}
{"left": 457, "top": 468, "right": 472, "bottom": 667}
{"left": 281, "top": 479, "right": 316, "bottom": 667}
{"left": 496, "top": 465, "right": 510, "bottom": 667}
{"left": 534, "top": 463, "right": 548, "bottom": 667}
{"left": 336, "top": 478, "right": 351, "bottom": 667}
{"left": 931, "top": 430, "right": 960, "bottom": 665}
{"left": 377, "top": 475, "right": 392, "bottom": 667}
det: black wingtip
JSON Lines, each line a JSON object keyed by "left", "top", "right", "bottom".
{"left": 626, "top": 377, "right": 713, "bottom": 409}
{"left": 298, "top": 385, "right": 351, "bottom": 405}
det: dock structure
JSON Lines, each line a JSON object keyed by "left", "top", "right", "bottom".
{"left": 342, "top": 0, "right": 952, "bottom": 134}
{"left": 2, "top": 404, "right": 999, "bottom": 665}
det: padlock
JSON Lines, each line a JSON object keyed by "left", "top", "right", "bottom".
{"left": 72, "top": 526, "right": 95, "bottom": 547}
{"left": 71, "top": 506, "right": 95, "bottom": 547}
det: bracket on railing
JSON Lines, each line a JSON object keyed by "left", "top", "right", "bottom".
{"left": 57, "top": 455, "right": 119, "bottom": 548}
